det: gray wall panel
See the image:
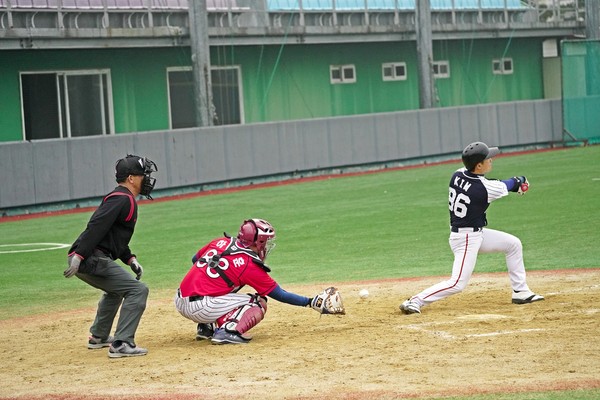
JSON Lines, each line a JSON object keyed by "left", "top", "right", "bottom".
{"left": 328, "top": 116, "right": 376, "bottom": 166}
{"left": 32, "top": 140, "right": 70, "bottom": 204}
{"left": 477, "top": 105, "right": 501, "bottom": 147}
{"left": 277, "top": 122, "right": 304, "bottom": 171}
{"left": 136, "top": 132, "right": 168, "bottom": 189}
{"left": 496, "top": 103, "right": 519, "bottom": 145}
{"left": 551, "top": 100, "right": 564, "bottom": 141}
{"left": 395, "top": 112, "right": 420, "bottom": 158}
{"left": 0, "top": 142, "right": 35, "bottom": 206}
{"left": 438, "top": 108, "right": 461, "bottom": 154}
{"left": 195, "top": 127, "right": 228, "bottom": 183}
{"left": 68, "top": 137, "right": 109, "bottom": 199}
{"left": 300, "top": 120, "right": 331, "bottom": 169}
{"left": 349, "top": 116, "right": 377, "bottom": 164}
{"left": 516, "top": 103, "right": 537, "bottom": 144}
{"left": 533, "top": 101, "right": 551, "bottom": 143}
{"left": 0, "top": 100, "right": 564, "bottom": 210}
{"left": 373, "top": 113, "right": 400, "bottom": 161}
{"left": 100, "top": 133, "right": 137, "bottom": 192}
{"left": 418, "top": 109, "right": 443, "bottom": 156}
{"left": 164, "top": 130, "right": 201, "bottom": 187}
{"left": 328, "top": 118, "right": 353, "bottom": 166}
{"left": 457, "top": 106, "right": 481, "bottom": 147}
{"left": 223, "top": 126, "right": 257, "bottom": 179}
{"left": 250, "top": 124, "right": 282, "bottom": 175}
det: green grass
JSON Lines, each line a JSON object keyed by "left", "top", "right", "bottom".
{"left": 1, "top": 145, "right": 599, "bottom": 320}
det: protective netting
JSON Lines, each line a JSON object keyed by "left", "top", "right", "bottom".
{"left": 561, "top": 40, "right": 600, "bottom": 144}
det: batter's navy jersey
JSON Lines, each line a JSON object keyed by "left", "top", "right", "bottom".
{"left": 448, "top": 168, "right": 508, "bottom": 228}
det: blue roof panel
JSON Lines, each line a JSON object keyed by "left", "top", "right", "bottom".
{"left": 0, "top": 0, "right": 525, "bottom": 11}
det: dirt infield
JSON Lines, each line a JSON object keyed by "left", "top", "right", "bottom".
{"left": 2, "top": 269, "right": 600, "bottom": 400}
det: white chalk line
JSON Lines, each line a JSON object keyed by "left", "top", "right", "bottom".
{"left": 404, "top": 314, "right": 544, "bottom": 339}
{"left": 403, "top": 324, "right": 545, "bottom": 340}
{"left": 0, "top": 243, "right": 70, "bottom": 254}
{"left": 545, "top": 284, "right": 600, "bottom": 295}
{"left": 464, "top": 328, "right": 544, "bottom": 338}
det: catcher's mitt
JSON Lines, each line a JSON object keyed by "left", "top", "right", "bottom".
{"left": 310, "top": 287, "right": 345, "bottom": 315}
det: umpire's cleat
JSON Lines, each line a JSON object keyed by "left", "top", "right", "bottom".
{"left": 211, "top": 329, "right": 251, "bottom": 345}
{"left": 400, "top": 299, "right": 421, "bottom": 314}
{"left": 512, "top": 290, "right": 545, "bottom": 304}
{"left": 108, "top": 341, "right": 148, "bottom": 358}
{"left": 87, "top": 335, "right": 114, "bottom": 349}
{"left": 196, "top": 323, "right": 215, "bottom": 340}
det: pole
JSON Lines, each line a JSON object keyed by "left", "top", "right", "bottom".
{"left": 586, "top": 0, "right": 600, "bottom": 40}
{"left": 188, "top": 0, "right": 213, "bottom": 126}
{"left": 415, "top": 0, "right": 435, "bottom": 109}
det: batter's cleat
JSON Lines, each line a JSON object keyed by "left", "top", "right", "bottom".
{"left": 108, "top": 341, "right": 148, "bottom": 358}
{"left": 87, "top": 335, "right": 114, "bottom": 349}
{"left": 512, "top": 291, "right": 545, "bottom": 304}
{"left": 400, "top": 299, "right": 421, "bottom": 314}
{"left": 211, "top": 329, "right": 251, "bottom": 345}
{"left": 196, "top": 323, "right": 215, "bottom": 340}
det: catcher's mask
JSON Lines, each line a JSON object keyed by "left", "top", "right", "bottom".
{"left": 115, "top": 154, "right": 158, "bottom": 200}
{"left": 237, "top": 219, "right": 276, "bottom": 261}
{"left": 461, "top": 142, "right": 500, "bottom": 171}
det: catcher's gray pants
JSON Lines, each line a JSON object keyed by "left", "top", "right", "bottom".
{"left": 73, "top": 253, "right": 148, "bottom": 345}
{"left": 174, "top": 289, "right": 253, "bottom": 324}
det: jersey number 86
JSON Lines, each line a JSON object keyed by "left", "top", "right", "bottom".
{"left": 449, "top": 188, "right": 470, "bottom": 218}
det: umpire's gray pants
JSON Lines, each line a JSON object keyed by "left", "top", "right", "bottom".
{"left": 74, "top": 253, "right": 148, "bottom": 345}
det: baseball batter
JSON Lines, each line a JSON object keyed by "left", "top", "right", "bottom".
{"left": 400, "top": 142, "right": 544, "bottom": 314}
{"left": 174, "top": 218, "right": 344, "bottom": 345}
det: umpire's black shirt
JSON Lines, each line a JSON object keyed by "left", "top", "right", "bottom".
{"left": 69, "top": 186, "right": 138, "bottom": 264}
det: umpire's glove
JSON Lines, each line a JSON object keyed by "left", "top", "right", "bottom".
{"left": 64, "top": 254, "right": 83, "bottom": 278}
{"left": 129, "top": 257, "right": 144, "bottom": 280}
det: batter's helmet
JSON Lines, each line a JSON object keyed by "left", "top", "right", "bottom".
{"left": 237, "top": 219, "right": 276, "bottom": 261}
{"left": 461, "top": 142, "right": 500, "bottom": 171}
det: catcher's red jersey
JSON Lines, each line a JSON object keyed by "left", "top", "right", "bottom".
{"left": 179, "top": 236, "right": 277, "bottom": 297}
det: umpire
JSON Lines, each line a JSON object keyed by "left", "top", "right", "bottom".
{"left": 64, "top": 154, "right": 157, "bottom": 358}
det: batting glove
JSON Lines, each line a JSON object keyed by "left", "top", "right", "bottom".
{"left": 129, "top": 257, "right": 144, "bottom": 280}
{"left": 510, "top": 176, "right": 529, "bottom": 195}
{"left": 516, "top": 176, "right": 529, "bottom": 195}
{"left": 64, "top": 254, "right": 83, "bottom": 278}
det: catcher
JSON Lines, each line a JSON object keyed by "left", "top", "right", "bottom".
{"left": 174, "top": 218, "right": 345, "bottom": 345}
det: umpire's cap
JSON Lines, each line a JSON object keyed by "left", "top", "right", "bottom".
{"left": 461, "top": 142, "right": 500, "bottom": 171}
{"left": 115, "top": 154, "right": 146, "bottom": 182}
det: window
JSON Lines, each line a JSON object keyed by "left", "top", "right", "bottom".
{"left": 432, "top": 61, "right": 450, "bottom": 79}
{"left": 21, "top": 70, "right": 113, "bottom": 140}
{"left": 211, "top": 66, "right": 243, "bottom": 125}
{"left": 492, "top": 58, "right": 513, "bottom": 75}
{"left": 167, "top": 65, "right": 243, "bottom": 128}
{"left": 382, "top": 62, "right": 407, "bottom": 81}
{"left": 330, "top": 65, "right": 356, "bottom": 84}
{"left": 167, "top": 68, "right": 196, "bottom": 129}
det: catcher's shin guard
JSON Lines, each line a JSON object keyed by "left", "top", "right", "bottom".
{"left": 217, "top": 296, "right": 267, "bottom": 335}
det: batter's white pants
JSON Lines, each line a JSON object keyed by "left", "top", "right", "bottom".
{"left": 412, "top": 228, "right": 531, "bottom": 307}
{"left": 174, "top": 290, "right": 254, "bottom": 324}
